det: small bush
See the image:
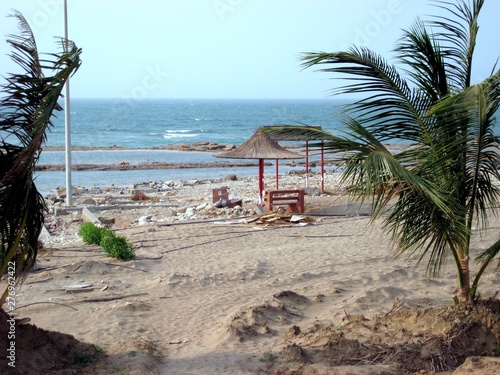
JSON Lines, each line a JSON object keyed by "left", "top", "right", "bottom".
{"left": 78, "top": 222, "right": 134, "bottom": 261}
{"left": 78, "top": 222, "right": 106, "bottom": 245}
{"left": 100, "top": 233, "right": 135, "bottom": 261}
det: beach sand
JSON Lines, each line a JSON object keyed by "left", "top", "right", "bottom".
{"left": 1, "top": 172, "right": 499, "bottom": 374}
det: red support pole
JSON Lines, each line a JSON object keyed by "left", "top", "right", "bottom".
{"left": 259, "top": 159, "right": 265, "bottom": 204}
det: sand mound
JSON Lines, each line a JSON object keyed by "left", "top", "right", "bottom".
{"left": 0, "top": 308, "right": 100, "bottom": 374}
{"left": 265, "top": 298, "right": 500, "bottom": 374}
{"left": 220, "top": 291, "right": 311, "bottom": 343}
{"left": 452, "top": 356, "right": 500, "bottom": 374}
{"left": 66, "top": 260, "right": 124, "bottom": 275}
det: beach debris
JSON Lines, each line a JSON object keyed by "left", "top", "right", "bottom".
{"left": 138, "top": 215, "right": 154, "bottom": 226}
{"left": 247, "top": 211, "right": 315, "bottom": 226}
{"left": 98, "top": 216, "right": 115, "bottom": 226}
{"left": 82, "top": 207, "right": 101, "bottom": 225}
{"left": 46, "top": 284, "right": 95, "bottom": 293}
{"left": 131, "top": 190, "right": 149, "bottom": 201}
{"left": 80, "top": 292, "right": 148, "bottom": 303}
{"left": 168, "top": 338, "right": 190, "bottom": 345}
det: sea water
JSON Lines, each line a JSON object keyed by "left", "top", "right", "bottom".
{"left": 45, "top": 98, "right": 345, "bottom": 148}
{"left": 36, "top": 98, "right": 345, "bottom": 195}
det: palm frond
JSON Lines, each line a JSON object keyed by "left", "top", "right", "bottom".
{"left": 395, "top": 19, "right": 448, "bottom": 99}
{"left": 301, "top": 48, "right": 428, "bottom": 144}
{"left": 0, "top": 12, "right": 82, "bottom": 294}
{"left": 429, "top": 71, "right": 500, "bottom": 230}
{"left": 428, "top": 0, "right": 483, "bottom": 89}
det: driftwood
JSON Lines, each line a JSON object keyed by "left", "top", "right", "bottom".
{"left": 66, "top": 288, "right": 94, "bottom": 293}
{"left": 46, "top": 285, "right": 95, "bottom": 293}
{"left": 15, "top": 301, "right": 78, "bottom": 311}
{"left": 252, "top": 211, "right": 313, "bottom": 226}
{"left": 25, "top": 277, "right": 53, "bottom": 284}
{"left": 100, "top": 261, "right": 148, "bottom": 273}
{"left": 80, "top": 292, "right": 149, "bottom": 303}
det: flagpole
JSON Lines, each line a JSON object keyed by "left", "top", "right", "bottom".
{"left": 63, "top": 0, "right": 72, "bottom": 205}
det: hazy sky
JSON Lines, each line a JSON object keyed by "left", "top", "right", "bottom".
{"left": 0, "top": 0, "right": 498, "bottom": 99}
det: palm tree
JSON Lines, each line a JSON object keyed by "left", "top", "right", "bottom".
{"left": 266, "top": 0, "right": 499, "bottom": 303}
{"left": 0, "top": 12, "right": 82, "bottom": 304}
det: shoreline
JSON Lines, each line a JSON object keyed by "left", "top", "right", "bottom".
{"left": 42, "top": 142, "right": 236, "bottom": 153}
{"left": 37, "top": 142, "right": 407, "bottom": 173}
{"left": 42, "top": 142, "right": 412, "bottom": 153}
{"left": 35, "top": 161, "right": 264, "bottom": 172}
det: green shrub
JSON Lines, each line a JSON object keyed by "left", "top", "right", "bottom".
{"left": 78, "top": 222, "right": 134, "bottom": 261}
{"left": 100, "top": 233, "right": 135, "bottom": 261}
{"left": 78, "top": 222, "right": 107, "bottom": 245}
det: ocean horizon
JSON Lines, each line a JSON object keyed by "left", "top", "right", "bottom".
{"left": 47, "top": 97, "right": 346, "bottom": 149}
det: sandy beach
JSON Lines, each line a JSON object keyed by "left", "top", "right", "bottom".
{"left": 1, "top": 171, "right": 499, "bottom": 374}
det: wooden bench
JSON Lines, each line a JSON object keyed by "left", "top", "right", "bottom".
{"left": 264, "top": 189, "right": 305, "bottom": 213}
{"left": 212, "top": 187, "right": 243, "bottom": 208}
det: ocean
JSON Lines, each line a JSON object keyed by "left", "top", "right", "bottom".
{"left": 36, "top": 98, "right": 346, "bottom": 195}
{"left": 45, "top": 98, "right": 345, "bottom": 148}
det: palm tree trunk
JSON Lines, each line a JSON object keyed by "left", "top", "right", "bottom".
{"left": 455, "top": 256, "right": 471, "bottom": 303}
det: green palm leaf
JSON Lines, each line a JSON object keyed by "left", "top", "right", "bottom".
{"left": 0, "top": 12, "right": 82, "bottom": 303}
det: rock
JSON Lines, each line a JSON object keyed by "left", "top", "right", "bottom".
{"left": 224, "top": 174, "right": 238, "bottom": 181}
{"left": 55, "top": 186, "right": 69, "bottom": 199}
{"left": 196, "top": 203, "right": 207, "bottom": 210}
{"left": 162, "top": 209, "right": 176, "bottom": 217}
{"left": 82, "top": 198, "right": 97, "bottom": 205}
{"left": 114, "top": 217, "right": 131, "bottom": 228}
{"left": 304, "top": 187, "right": 321, "bottom": 197}
{"left": 137, "top": 215, "right": 153, "bottom": 226}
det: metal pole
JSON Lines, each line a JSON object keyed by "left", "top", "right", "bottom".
{"left": 63, "top": 0, "right": 72, "bottom": 205}
{"left": 305, "top": 140, "right": 309, "bottom": 187}
{"left": 321, "top": 140, "right": 325, "bottom": 193}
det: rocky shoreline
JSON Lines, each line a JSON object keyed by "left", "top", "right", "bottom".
{"left": 38, "top": 142, "right": 335, "bottom": 171}
{"left": 42, "top": 141, "right": 236, "bottom": 153}
{"left": 35, "top": 160, "right": 263, "bottom": 172}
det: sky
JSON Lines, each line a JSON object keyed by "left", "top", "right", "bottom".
{"left": 0, "top": 0, "right": 498, "bottom": 100}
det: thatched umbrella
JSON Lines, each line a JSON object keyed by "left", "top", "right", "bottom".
{"left": 264, "top": 125, "right": 325, "bottom": 191}
{"left": 214, "top": 127, "right": 304, "bottom": 203}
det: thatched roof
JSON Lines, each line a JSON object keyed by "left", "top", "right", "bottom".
{"left": 264, "top": 125, "right": 324, "bottom": 141}
{"left": 214, "top": 127, "right": 304, "bottom": 160}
